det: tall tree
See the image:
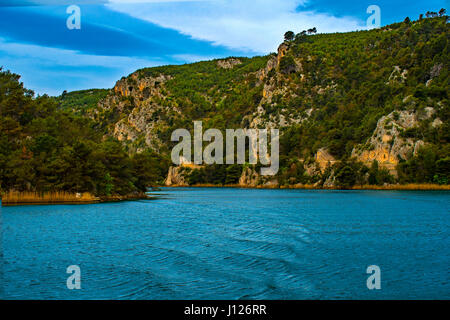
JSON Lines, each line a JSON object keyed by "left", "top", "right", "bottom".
{"left": 284, "top": 31, "right": 295, "bottom": 42}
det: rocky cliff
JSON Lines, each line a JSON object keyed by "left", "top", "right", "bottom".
{"left": 352, "top": 107, "right": 442, "bottom": 174}
{"left": 82, "top": 16, "right": 448, "bottom": 188}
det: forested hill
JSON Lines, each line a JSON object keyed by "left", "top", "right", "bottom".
{"left": 1, "top": 14, "right": 449, "bottom": 193}
{"left": 0, "top": 70, "right": 168, "bottom": 196}
{"left": 86, "top": 15, "right": 449, "bottom": 187}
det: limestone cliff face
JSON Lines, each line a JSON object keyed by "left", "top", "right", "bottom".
{"left": 277, "top": 42, "right": 290, "bottom": 66}
{"left": 217, "top": 58, "right": 242, "bottom": 69}
{"left": 97, "top": 40, "right": 309, "bottom": 155}
{"left": 164, "top": 165, "right": 279, "bottom": 187}
{"left": 238, "top": 167, "right": 279, "bottom": 187}
{"left": 315, "top": 148, "right": 338, "bottom": 173}
{"left": 256, "top": 55, "right": 277, "bottom": 81}
{"left": 107, "top": 72, "right": 171, "bottom": 110}
{"left": 249, "top": 43, "right": 307, "bottom": 130}
{"left": 352, "top": 109, "right": 436, "bottom": 173}
{"left": 239, "top": 167, "right": 260, "bottom": 187}
{"left": 97, "top": 71, "right": 176, "bottom": 152}
{"left": 387, "top": 66, "right": 408, "bottom": 84}
{"left": 165, "top": 167, "right": 187, "bottom": 186}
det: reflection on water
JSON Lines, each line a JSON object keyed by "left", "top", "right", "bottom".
{"left": 2, "top": 188, "right": 449, "bottom": 299}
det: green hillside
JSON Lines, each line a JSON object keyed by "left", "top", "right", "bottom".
{"left": 90, "top": 15, "right": 449, "bottom": 187}
{"left": 0, "top": 70, "right": 167, "bottom": 195}
{"left": 1, "top": 14, "right": 449, "bottom": 193}
{"left": 55, "top": 89, "right": 110, "bottom": 115}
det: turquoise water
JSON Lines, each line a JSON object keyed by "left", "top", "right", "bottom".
{"left": 1, "top": 188, "right": 449, "bottom": 299}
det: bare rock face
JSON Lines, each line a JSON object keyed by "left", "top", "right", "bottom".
{"left": 315, "top": 148, "right": 338, "bottom": 173}
{"left": 217, "top": 58, "right": 242, "bottom": 69}
{"left": 238, "top": 166, "right": 279, "bottom": 187}
{"left": 304, "top": 161, "right": 321, "bottom": 177}
{"left": 239, "top": 167, "right": 260, "bottom": 187}
{"left": 388, "top": 66, "right": 408, "bottom": 84}
{"left": 98, "top": 71, "right": 176, "bottom": 152}
{"left": 165, "top": 167, "right": 187, "bottom": 186}
{"left": 114, "top": 120, "right": 138, "bottom": 142}
{"left": 323, "top": 170, "right": 336, "bottom": 188}
{"left": 429, "top": 63, "right": 443, "bottom": 79}
{"left": 249, "top": 46, "right": 307, "bottom": 130}
{"left": 111, "top": 73, "right": 171, "bottom": 103}
{"left": 256, "top": 55, "right": 277, "bottom": 81}
{"left": 277, "top": 43, "right": 290, "bottom": 66}
{"left": 432, "top": 118, "right": 443, "bottom": 128}
{"left": 352, "top": 109, "right": 434, "bottom": 173}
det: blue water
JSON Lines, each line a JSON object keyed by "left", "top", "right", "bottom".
{"left": 1, "top": 188, "right": 449, "bottom": 300}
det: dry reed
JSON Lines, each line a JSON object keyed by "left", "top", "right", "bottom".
{"left": 2, "top": 191, "right": 99, "bottom": 205}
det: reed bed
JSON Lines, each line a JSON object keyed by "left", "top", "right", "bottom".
{"left": 2, "top": 191, "right": 99, "bottom": 206}
{"left": 351, "top": 184, "right": 450, "bottom": 190}
{"left": 283, "top": 183, "right": 450, "bottom": 190}
{"left": 169, "top": 183, "right": 450, "bottom": 191}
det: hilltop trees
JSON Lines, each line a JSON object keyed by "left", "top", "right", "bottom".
{"left": 283, "top": 28, "right": 319, "bottom": 47}
{"left": 284, "top": 31, "right": 295, "bottom": 42}
{"left": 284, "top": 28, "right": 318, "bottom": 44}
{"left": 286, "top": 28, "right": 318, "bottom": 40}
{"left": 283, "top": 27, "right": 318, "bottom": 42}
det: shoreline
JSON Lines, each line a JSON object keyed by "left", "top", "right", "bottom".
{"left": 2, "top": 184, "right": 448, "bottom": 206}
{"left": 163, "top": 183, "right": 450, "bottom": 191}
{"left": 0, "top": 191, "right": 154, "bottom": 207}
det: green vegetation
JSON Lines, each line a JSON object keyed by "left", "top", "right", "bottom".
{"left": 81, "top": 15, "right": 450, "bottom": 189}
{"left": 280, "top": 15, "right": 448, "bottom": 163}
{"left": 0, "top": 69, "right": 168, "bottom": 196}
{"left": 397, "top": 145, "right": 450, "bottom": 184}
{"left": 1, "top": 13, "right": 448, "bottom": 192}
{"left": 55, "top": 89, "right": 110, "bottom": 115}
{"left": 182, "top": 164, "right": 242, "bottom": 185}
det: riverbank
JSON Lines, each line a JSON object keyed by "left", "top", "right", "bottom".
{"left": 164, "top": 183, "right": 450, "bottom": 191}
{"left": 1, "top": 191, "right": 153, "bottom": 206}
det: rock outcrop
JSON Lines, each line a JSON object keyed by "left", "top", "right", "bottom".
{"left": 239, "top": 167, "right": 260, "bottom": 187}
{"left": 249, "top": 44, "right": 307, "bottom": 129}
{"left": 165, "top": 167, "right": 187, "bottom": 186}
{"left": 315, "top": 148, "right": 338, "bottom": 173}
{"left": 352, "top": 109, "right": 435, "bottom": 173}
{"left": 96, "top": 71, "right": 177, "bottom": 152}
{"left": 277, "top": 42, "right": 290, "bottom": 66}
{"left": 217, "top": 58, "right": 242, "bottom": 69}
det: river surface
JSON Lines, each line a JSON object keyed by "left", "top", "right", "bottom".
{"left": 1, "top": 188, "right": 449, "bottom": 299}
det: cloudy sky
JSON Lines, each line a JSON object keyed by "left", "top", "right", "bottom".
{"left": 0, "top": 0, "right": 446, "bottom": 95}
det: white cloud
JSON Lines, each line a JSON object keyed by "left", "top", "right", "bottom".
{"left": 0, "top": 38, "right": 156, "bottom": 68}
{"left": 172, "top": 53, "right": 224, "bottom": 63}
{"left": 0, "top": 38, "right": 160, "bottom": 95}
{"left": 109, "top": 0, "right": 210, "bottom": 3}
{"left": 107, "top": 0, "right": 366, "bottom": 53}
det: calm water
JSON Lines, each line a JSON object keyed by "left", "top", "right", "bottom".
{"left": 1, "top": 188, "right": 449, "bottom": 300}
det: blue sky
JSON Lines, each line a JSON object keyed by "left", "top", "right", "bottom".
{"left": 0, "top": 0, "right": 446, "bottom": 95}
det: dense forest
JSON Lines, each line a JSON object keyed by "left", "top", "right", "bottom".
{"left": 87, "top": 14, "right": 448, "bottom": 188}
{"left": 1, "top": 13, "right": 449, "bottom": 193}
{"left": 0, "top": 69, "right": 168, "bottom": 196}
